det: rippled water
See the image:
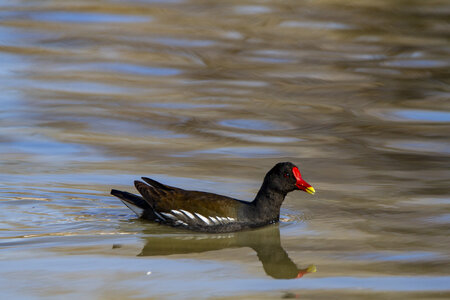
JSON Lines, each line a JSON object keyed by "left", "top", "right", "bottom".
{"left": 1, "top": 0, "right": 449, "bottom": 299}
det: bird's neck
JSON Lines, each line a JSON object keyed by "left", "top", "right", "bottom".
{"left": 252, "top": 183, "right": 286, "bottom": 222}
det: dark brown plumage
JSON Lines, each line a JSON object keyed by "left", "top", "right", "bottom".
{"left": 111, "top": 162, "right": 315, "bottom": 233}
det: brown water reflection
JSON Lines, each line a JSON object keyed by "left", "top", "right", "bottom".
{"left": 138, "top": 225, "right": 316, "bottom": 280}
{"left": 0, "top": 0, "right": 449, "bottom": 299}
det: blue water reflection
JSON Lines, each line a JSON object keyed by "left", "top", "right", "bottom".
{"left": 29, "top": 11, "right": 151, "bottom": 23}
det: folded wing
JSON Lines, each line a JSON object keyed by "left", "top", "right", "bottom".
{"left": 134, "top": 178, "right": 240, "bottom": 229}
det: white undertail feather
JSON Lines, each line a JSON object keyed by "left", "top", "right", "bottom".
{"left": 120, "top": 199, "right": 144, "bottom": 217}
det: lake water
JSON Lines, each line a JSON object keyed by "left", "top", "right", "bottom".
{"left": 0, "top": 0, "right": 449, "bottom": 299}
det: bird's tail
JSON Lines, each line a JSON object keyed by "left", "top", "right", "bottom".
{"left": 111, "top": 189, "right": 150, "bottom": 217}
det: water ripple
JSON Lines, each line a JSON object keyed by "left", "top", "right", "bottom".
{"left": 29, "top": 11, "right": 152, "bottom": 24}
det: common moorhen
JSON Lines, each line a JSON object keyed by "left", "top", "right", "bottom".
{"left": 111, "top": 162, "right": 315, "bottom": 233}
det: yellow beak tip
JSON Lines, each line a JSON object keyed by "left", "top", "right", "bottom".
{"left": 305, "top": 187, "right": 315, "bottom": 195}
{"left": 306, "top": 264, "right": 317, "bottom": 273}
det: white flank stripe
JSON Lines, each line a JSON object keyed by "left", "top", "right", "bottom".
{"left": 219, "top": 217, "right": 229, "bottom": 223}
{"left": 195, "top": 213, "right": 211, "bottom": 225}
{"left": 161, "top": 212, "right": 176, "bottom": 220}
{"left": 175, "top": 220, "right": 188, "bottom": 226}
{"left": 227, "top": 217, "right": 235, "bottom": 222}
{"left": 154, "top": 211, "right": 165, "bottom": 221}
{"left": 171, "top": 210, "right": 184, "bottom": 216}
{"left": 180, "top": 209, "right": 196, "bottom": 220}
{"left": 209, "top": 217, "right": 220, "bottom": 224}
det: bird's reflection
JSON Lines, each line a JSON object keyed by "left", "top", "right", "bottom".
{"left": 138, "top": 224, "right": 316, "bottom": 279}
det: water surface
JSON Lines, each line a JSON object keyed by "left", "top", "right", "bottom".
{"left": 0, "top": 0, "right": 449, "bottom": 299}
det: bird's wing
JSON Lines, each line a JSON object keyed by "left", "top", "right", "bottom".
{"left": 134, "top": 178, "right": 242, "bottom": 227}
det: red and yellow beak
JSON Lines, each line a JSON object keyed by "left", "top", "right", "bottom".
{"left": 293, "top": 167, "right": 315, "bottom": 195}
{"left": 296, "top": 179, "right": 315, "bottom": 195}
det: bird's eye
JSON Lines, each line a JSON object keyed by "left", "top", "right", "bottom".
{"left": 283, "top": 172, "right": 290, "bottom": 178}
